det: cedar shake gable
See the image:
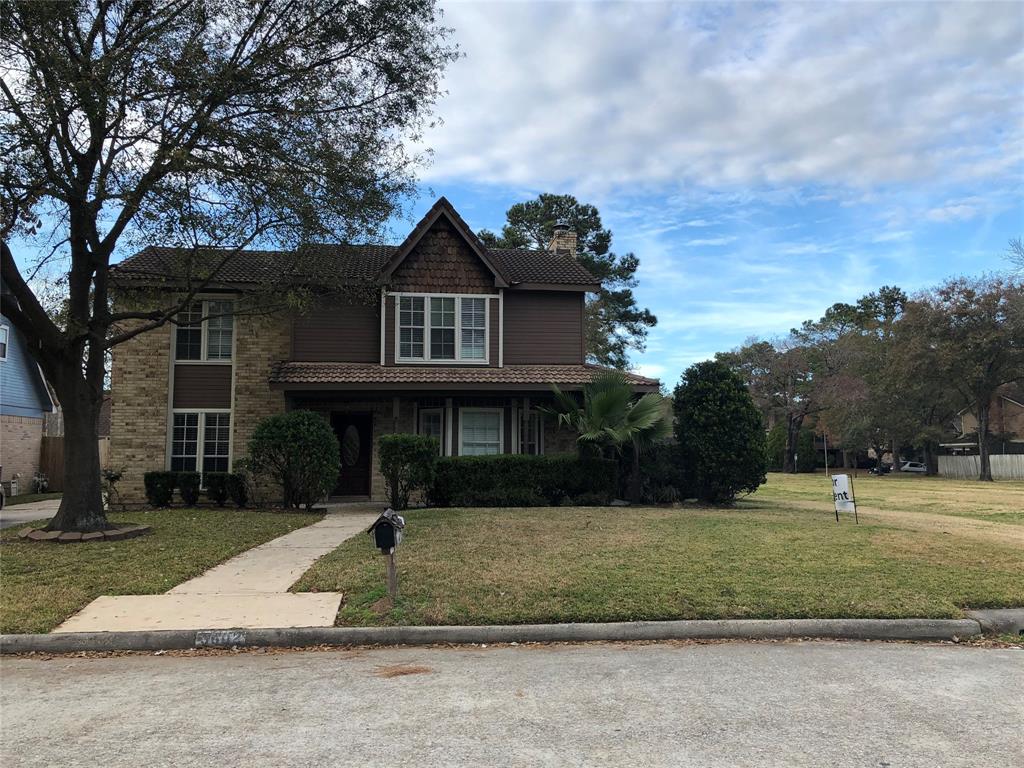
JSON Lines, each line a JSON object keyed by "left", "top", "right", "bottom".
{"left": 381, "top": 197, "right": 509, "bottom": 289}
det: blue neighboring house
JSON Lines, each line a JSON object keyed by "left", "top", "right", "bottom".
{"left": 1, "top": 298, "right": 56, "bottom": 492}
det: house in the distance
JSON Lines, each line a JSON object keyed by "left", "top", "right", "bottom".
{"left": 941, "top": 383, "right": 1024, "bottom": 456}
{"left": 109, "top": 197, "right": 659, "bottom": 501}
{"left": 1, "top": 289, "right": 56, "bottom": 494}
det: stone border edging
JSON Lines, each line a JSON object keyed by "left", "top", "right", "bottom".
{"left": 0, "top": 618, "right": 982, "bottom": 654}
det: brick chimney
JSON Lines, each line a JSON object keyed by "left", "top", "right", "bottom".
{"left": 548, "top": 221, "right": 577, "bottom": 259}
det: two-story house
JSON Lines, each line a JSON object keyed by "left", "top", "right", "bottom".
{"left": 109, "top": 198, "right": 659, "bottom": 501}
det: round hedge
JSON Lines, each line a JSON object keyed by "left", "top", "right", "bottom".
{"left": 248, "top": 410, "right": 340, "bottom": 509}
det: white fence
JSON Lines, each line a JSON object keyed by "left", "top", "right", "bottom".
{"left": 938, "top": 454, "right": 1024, "bottom": 480}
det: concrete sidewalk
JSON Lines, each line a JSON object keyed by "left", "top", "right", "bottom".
{"left": 0, "top": 498, "right": 60, "bottom": 529}
{"left": 53, "top": 507, "right": 377, "bottom": 633}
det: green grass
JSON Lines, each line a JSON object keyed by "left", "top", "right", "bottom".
{"left": 3, "top": 492, "right": 63, "bottom": 507}
{"left": 1, "top": 508, "right": 320, "bottom": 634}
{"left": 294, "top": 493, "right": 1024, "bottom": 626}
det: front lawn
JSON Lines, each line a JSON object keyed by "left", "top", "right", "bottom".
{"left": 294, "top": 496, "right": 1024, "bottom": 626}
{"left": 1, "top": 508, "right": 320, "bottom": 634}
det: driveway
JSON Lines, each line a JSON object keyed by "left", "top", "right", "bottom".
{"left": 2, "top": 641, "right": 1021, "bottom": 767}
{"left": 0, "top": 498, "right": 59, "bottom": 529}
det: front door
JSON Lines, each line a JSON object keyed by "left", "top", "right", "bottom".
{"left": 331, "top": 412, "right": 372, "bottom": 496}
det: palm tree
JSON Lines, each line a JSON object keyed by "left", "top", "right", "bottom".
{"left": 544, "top": 372, "right": 672, "bottom": 502}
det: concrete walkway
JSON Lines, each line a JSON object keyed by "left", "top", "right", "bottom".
{"left": 0, "top": 497, "right": 60, "bottom": 529}
{"left": 53, "top": 506, "right": 378, "bottom": 633}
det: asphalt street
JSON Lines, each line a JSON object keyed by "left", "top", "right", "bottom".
{"left": 1, "top": 640, "right": 1021, "bottom": 767}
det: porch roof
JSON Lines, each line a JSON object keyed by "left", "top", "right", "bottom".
{"left": 269, "top": 362, "right": 660, "bottom": 392}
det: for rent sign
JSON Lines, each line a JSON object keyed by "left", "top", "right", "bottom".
{"left": 830, "top": 474, "right": 858, "bottom": 522}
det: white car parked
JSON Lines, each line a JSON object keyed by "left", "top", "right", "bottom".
{"left": 900, "top": 461, "right": 927, "bottom": 474}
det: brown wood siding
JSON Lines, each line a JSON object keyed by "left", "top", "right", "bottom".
{"left": 502, "top": 291, "right": 584, "bottom": 365}
{"left": 384, "top": 295, "right": 395, "bottom": 366}
{"left": 390, "top": 218, "right": 497, "bottom": 294}
{"left": 490, "top": 298, "right": 500, "bottom": 367}
{"left": 292, "top": 296, "right": 379, "bottom": 362}
{"left": 173, "top": 364, "right": 232, "bottom": 409}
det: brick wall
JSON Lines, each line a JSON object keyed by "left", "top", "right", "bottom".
{"left": 0, "top": 414, "right": 44, "bottom": 486}
{"left": 231, "top": 314, "right": 290, "bottom": 469}
{"left": 109, "top": 321, "right": 171, "bottom": 500}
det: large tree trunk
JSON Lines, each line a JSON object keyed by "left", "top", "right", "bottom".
{"left": 923, "top": 442, "right": 938, "bottom": 476}
{"left": 46, "top": 377, "right": 107, "bottom": 532}
{"left": 977, "top": 402, "right": 993, "bottom": 481}
{"left": 890, "top": 437, "right": 901, "bottom": 472}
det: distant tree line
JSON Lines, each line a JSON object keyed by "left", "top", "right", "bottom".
{"left": 716, "top": 272, "right": 1024, "bottom": 482}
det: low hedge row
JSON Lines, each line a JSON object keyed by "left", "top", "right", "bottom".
{"left": 429, "top": 454, "right": 618, "bottom": 507}
{"left": 142, "top": 471, "right": 249, "bottom": 508}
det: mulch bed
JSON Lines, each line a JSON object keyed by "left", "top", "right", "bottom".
{"left": 15, "top": 524, "right": 152, "bottom": 544}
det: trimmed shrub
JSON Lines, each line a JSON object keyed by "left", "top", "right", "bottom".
{"left": 143, "top": 471, "right": 175, "bottom": 507}
{"left": 227, "top": 472, "right": 249, "bottom": 508}
{"left": 248, "top": 410, "right": 340, "bottom": 509}
{"left": 205, "top": 472, "right": 230, "bottom": 507}
{"left": 429, "top": 454, "right": 617, "bottom": 507}
{"left": 177, "top": 471, "right": 201, "bottom": 505}
{"left": 378, "top": 434, "right": 438, "bottom": 510}
{"left": 674, "top": 360, "right": 767, "bottom": 504}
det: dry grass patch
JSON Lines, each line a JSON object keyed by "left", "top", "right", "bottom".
{"left": 1, "top": 508, "right": 320, "bottom": 634}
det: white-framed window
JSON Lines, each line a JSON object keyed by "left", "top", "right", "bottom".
{"left": 170, "top": 411, "right": 231, "bottom": 475}
{"left": 395, "top": 294, "right": 489, "bottom": 363}
{"left": 175, "top": 299, "right": 234, "bottom": 362}
{"left": 460, "top": 297, "right": 486, "bottom": 360}
{"left": 0, "top": 325, "right": 8, "bottom": 360}
{"left": 418, "top": 408, "right": 444, "bottom": 454}
{"left": 460, "top": 408, "right": 503, "bottom": 456}
{"left": 519, "top": 410, "right": 544, "bottom": 455}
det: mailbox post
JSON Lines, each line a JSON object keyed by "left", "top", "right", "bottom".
{"left": 368, "top": 509, "right": 405, "bottom": 599}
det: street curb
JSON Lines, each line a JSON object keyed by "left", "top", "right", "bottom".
{"left": 0, "top": 618, "right": 983, "bottom": 654}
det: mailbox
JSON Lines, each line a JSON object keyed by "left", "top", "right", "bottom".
{"left": 369, "top": 509, "right": 405, "bottom": 554}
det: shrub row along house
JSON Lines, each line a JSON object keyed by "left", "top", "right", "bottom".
{"left": 109, "top": 198, "right": 659, "bottom": 502}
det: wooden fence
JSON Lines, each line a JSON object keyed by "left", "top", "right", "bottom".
{"left": 39, "top": 436, "right": 64, "bottom": 492}
{"left": 938, "top": 454, "right": 1024, "bottom": 480}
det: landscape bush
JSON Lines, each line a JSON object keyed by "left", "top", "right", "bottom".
{"left": 143, "top": 471, "right": 175, "bottom": 507}
{"left": 204, "top": 472, "right": 230, "bottom": 507}
{"left": 674, "top": 360, "right": 767, "bottom": 503}
{"left": 429, "top": 454, "right": 617, "bottom": 507}
{"left": 378, "top": 434, "right": 438, "bottom": 510}
{"left": 177, "top": 471, "right": 201, "bottom": 505}
{"left": 226, "top": 471, "right": 250, "bottom": 508}
{"left": 248, "top": 410, "right": 340, "bottom": 510}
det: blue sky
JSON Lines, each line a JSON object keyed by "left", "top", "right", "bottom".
{"left": 396, "top": 1, "right": 1023, "bottom": 385}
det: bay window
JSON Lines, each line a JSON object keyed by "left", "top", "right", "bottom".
{"left": 396, "top": 294, "right": 489, "bottom": 363}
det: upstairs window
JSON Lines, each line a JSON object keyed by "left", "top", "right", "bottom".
{"left": 175, "top": 299, "right": 234, "bottom": 361}
{"left": 461, "top": 298, "right": 486, "bottom": 360}
{"left": 399, "top": 296, "right": 425, "bottom": 359}
{"left": 396, "top": 294, "right": 489, "bottom": 363}
{"left": 0, "top": 325, "right": 8, "bottom": 360}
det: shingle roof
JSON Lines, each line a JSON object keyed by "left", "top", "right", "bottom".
{"left": 113, "top": 197, "right": 598, "bottom": 289}
{"left": 268, "top": 362, "right": 660, "bottom": 391}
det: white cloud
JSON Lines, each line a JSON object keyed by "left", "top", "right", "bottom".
{"left": 684, "top": 219, "right": 714, "bottom": 227}
{"left": 926, "top": 198, "right": 985, "bottom": 222}
{"left": 422, "top": 2, "right": 1022, "bottom": 197}
{"left": 684, "top": 236, "right": 736, "bottom": 247}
